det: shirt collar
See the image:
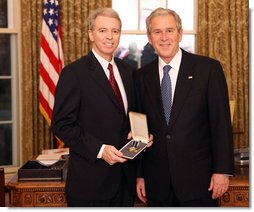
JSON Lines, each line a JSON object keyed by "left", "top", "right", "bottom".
{"left": 159, "top": 48, "right": 182, "bottom": 71}
{"left": 92, "top": 49, "right": 115, "bottom": 70}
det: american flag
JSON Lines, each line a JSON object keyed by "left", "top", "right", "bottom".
{"left": 39, "top": 0, "right": 64, "bottom": 148}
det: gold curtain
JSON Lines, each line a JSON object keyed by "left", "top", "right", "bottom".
{"left": 197, "top": 0, "right": 249, "bottom": 149}
{"left": 20, "top": 0, "right": 111, "bottom": 164}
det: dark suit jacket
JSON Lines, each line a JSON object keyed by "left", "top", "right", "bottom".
{"left": 51, "top": 51, "right": 136, "bottom": 201}
{"left": 134, "top": 49, "right": 234, "bottom": 201}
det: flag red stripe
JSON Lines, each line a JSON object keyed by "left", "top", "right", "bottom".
{"left": 41, "top": 34, "right": 61, "bottom": 74}
{"left": 57, "top": 26, "right": 63, "bottom": 71}
{"left": 40, "top": 63, "right": 56, "bottom": 95}
{"left": 58, "top": 58, "right": 63, "bottom": 71}
{"left": 39, "top": 91, "right": 53, "bottom": 119}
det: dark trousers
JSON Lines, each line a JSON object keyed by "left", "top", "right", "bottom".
{"left": 67, "top": 179, "right": 134, "bottom": 207}
{"left": 147, "top": 197, "right": 218, "bottom": 207}
{"left": 147, "top": 182, "right": 218, "bottom": 207}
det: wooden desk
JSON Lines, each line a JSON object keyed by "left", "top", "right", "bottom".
{"left": 6, "top": 164, "right": 249, "bottom": 207}
{"left": 7, "top": 174, "right": 66, "bottom": 207}
{"left": 219, "top": 164, "right": 249, "bottom": 207}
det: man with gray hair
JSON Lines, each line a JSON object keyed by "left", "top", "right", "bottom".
{"left": 51, "top": 7, "right": 153, "bottom": 207}
{"left": 134, "top": 7, "right": 234, "bottom": 207}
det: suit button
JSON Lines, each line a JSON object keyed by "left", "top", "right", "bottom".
{"left": 166, "top": 135, "right": 171, "bottom": 142}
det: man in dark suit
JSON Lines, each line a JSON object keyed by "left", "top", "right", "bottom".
{"left": 51, "top": 8, "right": 143, "bottom": 207}
{"left": 134, "top": 8, "right": 234, "bottom": 207}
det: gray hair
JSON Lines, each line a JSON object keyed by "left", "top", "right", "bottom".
{"left": 146, "top": 7, "right": 182, "bottom": 34}
{"left": 88, "top": 8, "right": 122, "bottom": 30}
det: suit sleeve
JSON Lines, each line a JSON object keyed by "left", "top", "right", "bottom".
{"left": 132, "top": 70, "right": 144, "bottom": 178}
{"left": 207, "top": 60, "right": 234, "bottom": 175}
{"left": 51, "top": 66, "right": 103, "bottom": 163}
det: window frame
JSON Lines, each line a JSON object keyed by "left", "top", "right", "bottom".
{"left": 0, "top": 0, "right": 21, "bottom": 173}
{"left": 120, "top": 0, "right": 197, "bottom": 34}
{"left": 113, "top": 0, "right": 198, "bottom": 64}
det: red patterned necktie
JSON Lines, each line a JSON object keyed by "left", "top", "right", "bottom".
{"left": 108, "top": 63, "right": 125, "bottom": 113}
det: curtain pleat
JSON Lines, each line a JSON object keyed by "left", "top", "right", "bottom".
{"left": 197, "top": 0, "right": 249, "bottom": 149}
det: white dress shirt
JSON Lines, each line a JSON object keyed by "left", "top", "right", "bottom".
{"left": 158, "top": 48, "right": 182, "bottom": 104}
{"left": 92, "top": 49, "right": 128, "bottom": 158}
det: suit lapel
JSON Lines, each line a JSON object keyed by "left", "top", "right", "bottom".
{"left": 87, "top": 52, "right": 121, "bottom": 110}
{"left": 169, "top": 50, "right": 196, "bottom": 128}
{"left": 143, "top": 59, "right": 166, "bottom": 124}
{"left": 115, "top": 59, "right": 132, "bottom": 112}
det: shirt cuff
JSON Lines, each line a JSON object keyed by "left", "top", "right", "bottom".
{"left": 97, "top": 144, "right": 105, "bottom": 158}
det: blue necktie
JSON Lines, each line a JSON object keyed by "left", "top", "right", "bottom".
{"left": 161, "top": 65, "right": 172, "bottom": 125}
